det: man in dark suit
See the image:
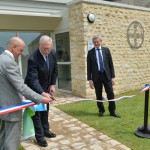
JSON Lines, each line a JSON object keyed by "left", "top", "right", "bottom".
{"left": 25, "top": 35, "right": 58, "bottom": 147}
{"left": 0, "top": 37, "right": 52, "bottom": 150}
{"left": 87, "top": 35, "right": 120, "bottom": 118}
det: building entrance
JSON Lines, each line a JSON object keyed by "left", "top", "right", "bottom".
{"left": 0, "top": 31, "right": 72, "bottom": 91}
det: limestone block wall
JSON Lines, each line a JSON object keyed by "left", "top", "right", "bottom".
{"left": 68, "top": 0, "right": 150, "bottom": 98}
{"left": 114, "top": 0, "right": 150, "bottom": 7}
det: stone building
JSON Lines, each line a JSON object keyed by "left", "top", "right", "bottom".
{"left": 105, "top": 0, "right": 150, "bottom": 7}
{"left": 0, "top": 0, "right": 150, "bottom": 98}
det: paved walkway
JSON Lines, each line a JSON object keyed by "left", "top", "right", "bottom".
{"left": 21, "top": 92, "right": 131, "bottom": 150}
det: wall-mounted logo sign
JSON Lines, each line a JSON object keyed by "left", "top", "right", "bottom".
{"left": 87, "top": 40, "right": 94, "bottom": 51}
{"left": 127, "top": 21, "right": 144, "bottom": 49}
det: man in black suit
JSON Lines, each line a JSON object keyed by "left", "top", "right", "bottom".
{"left": 25, "top": 35, "right": 58, "bottom": 147}
{"left": 87, "top": 35, "right": 120, "bottom": 118}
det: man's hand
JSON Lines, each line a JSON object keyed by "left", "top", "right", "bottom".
{"left": 89, "top": 80, "right": 94, "bottom": 89}
{"left": 41, "top": 97, "right": 53, "bottom": 104}
{"left": 49, "top": 85, "right": 56, "bottom": 93}
{"left": 112, "top": 78, "right": 115, "bottom": 86}
{"left": 49, "top": 86, "right": 56, "bottom": 101}
{"left": 41, "top": 92, "right": 56, "bottom": 103}
{"left": 42, "top": 92, "right": 51, "bottom": 98}
{"left": 22, "top": 96, "right": 26, "bottom": 100}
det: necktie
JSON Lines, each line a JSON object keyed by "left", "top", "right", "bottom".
{"left": 46, "top": 56, "right": 49, "bottom": 70}
{"left": 97, "top": 48, "right": 104, "bottom": 72}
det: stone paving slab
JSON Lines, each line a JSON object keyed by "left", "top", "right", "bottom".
{"left": 21, "top": 93, "right": 131, "bottom": 150}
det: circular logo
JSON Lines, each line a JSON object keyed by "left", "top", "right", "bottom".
{"left": 127, "top": 21, "right": 144, "bottom": 49}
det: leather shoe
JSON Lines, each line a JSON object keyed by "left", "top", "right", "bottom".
{"left": 44, "top": 131, "right": 56, "bottom": 138}
{"left": 110, "top": 113, "right": 121, "bottom": 118}
{"left": 37, "top": 139, "right": 48, "bottom": 147}
{"left": 99, "top": 112, "right": 104, "bottom": 117}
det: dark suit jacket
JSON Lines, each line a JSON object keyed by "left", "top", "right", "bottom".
{"left": 25, "top": 49, "right": 58, "bottom": 94}
{"left": 87, "top": 47, "right": 115, "bottom": 82}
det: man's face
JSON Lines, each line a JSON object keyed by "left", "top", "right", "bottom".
{"left": 12, "top": 44, "right": 25, "bottom": 59}
{"left": 40, "top": 41, "right": 52, "bottom": 56}
{"left": 93, "top": 38, "right": 102, "bottom": 48}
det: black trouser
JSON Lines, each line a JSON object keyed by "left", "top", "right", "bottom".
{"left": 32, "top": 110, "right": 49, "bottom": 141}
{"left": 94, "top": 71, "right": 116, "bottom": 114}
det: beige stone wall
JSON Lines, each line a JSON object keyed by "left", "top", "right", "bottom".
{"left": 68, "top": 1, "right": 150, "bottom": 98}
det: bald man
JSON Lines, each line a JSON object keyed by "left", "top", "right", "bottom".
{"left": 0, "top": 37, "right": 53, "bottom": 150}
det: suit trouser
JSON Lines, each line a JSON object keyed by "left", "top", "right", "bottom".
{"left": 93, "top": 71, "right": 116, "bottom": 114}
{"left": 0, "top": 119, "right": 20, "bottom": 150}
{"left": 32, "top": 110, "right": 49, "bottom": 141}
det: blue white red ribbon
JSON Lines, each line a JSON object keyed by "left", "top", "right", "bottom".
{"left": 68, "top": 95, "right": 136, "bottom": 103}
{"left": 67, "top": 84, "right": 150, "bottom": 103}
{"left": 0, "top": 84, "right": 149, "bottom": 115}
{"left": 0, "top": 101, "right": 35, "bottom": 115}
{"left": 138, "top": 84, "right": 150, "bottom": 93}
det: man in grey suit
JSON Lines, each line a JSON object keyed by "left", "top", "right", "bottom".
{"left": 0, "top": 37, "right": 53, "bottom": 150}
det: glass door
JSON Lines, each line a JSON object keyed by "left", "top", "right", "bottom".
{"left": 0, "top": 32, "right": 16, "bottom": 55}
{"left": 0, "top": 31, "right": 72, "bottom": 91}
{"left": 55, "top": 32, "right": 72, "bottom": 91}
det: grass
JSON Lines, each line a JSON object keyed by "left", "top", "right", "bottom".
{"left": 56, "top": 90, "right": 150, "bottom": 150}
{"left": 19, "top": 145, "right": 24, "bottom": 150}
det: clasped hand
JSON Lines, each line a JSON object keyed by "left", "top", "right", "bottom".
{"left": 42, "top": 92, "right": 56, "bottom": 104}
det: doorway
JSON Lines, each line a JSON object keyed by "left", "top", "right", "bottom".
{"left": 55, "top": 32, "right": 72, "bottom": 91}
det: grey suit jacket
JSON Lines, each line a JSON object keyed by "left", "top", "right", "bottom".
{"left": 0, "top": 52, "right": 43, "bottom": 121}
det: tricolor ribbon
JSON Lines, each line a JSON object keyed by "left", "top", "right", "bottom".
{"left": 0, "top": 84, "right": 149, "bottom": 115}
{"left": 0, "top": 101, "right": 35, "bottom": 115}
{"left": 138, "top": 84, "right": 150, "bottom": 93}
{"left": 63, "top": 84, "right": 149, "bottom": 103}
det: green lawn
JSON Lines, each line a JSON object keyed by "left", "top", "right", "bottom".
{"left": 19, "top": 145, "right": 24, "bottom": 150}
{"left": 56, "top": 90, "right": 150, "bottom": 150}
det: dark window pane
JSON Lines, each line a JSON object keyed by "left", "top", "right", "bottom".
{"left": 56, "top": 32, "right": 70, "bottom": 62}
{"left": 58, "top": 64, "right": 72, "bottom": 91}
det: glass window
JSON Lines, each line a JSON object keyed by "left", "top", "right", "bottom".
{"left": 55, "top": 32, "right": 72, "bottom": 91}
{"left": 0, "top": 32, "right": 16, "bottom": 54}
{"left": 19, "top": 32, "right": 51, "bottom": 78}
{"left": 0, "top": 31, "right": 72, "bottom": 91}
{"left": 56, "top": 32, "right": 70, "bottom": 62}
{"left": 58, "top": 64, "right": 72, "bottom": 91}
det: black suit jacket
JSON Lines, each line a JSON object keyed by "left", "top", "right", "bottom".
{"left": 25, "top": 48, "right": 58, "bottom": 94}
{"left": 87, "top": 47, "right": 115, "bottom": 82}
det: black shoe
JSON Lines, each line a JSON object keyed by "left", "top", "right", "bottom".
{"left": 37, "top": 139, "right": 48, "bottom": 147}
{"left": 110, "top": 113, "right": 121, "bottom": 118}
{"left": 99, "top": 112, "right": 104, "bottom": 117}
{"left": 44, "top": 131, "right": 56, "bottom": 138}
